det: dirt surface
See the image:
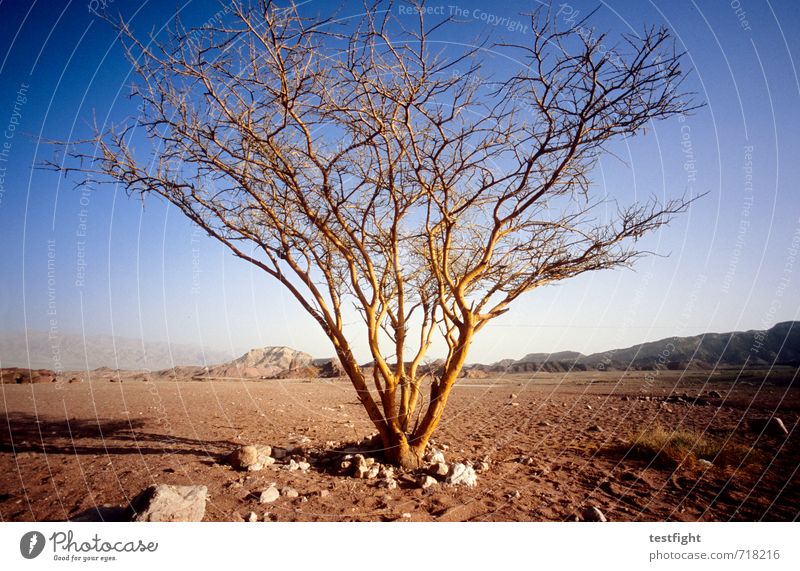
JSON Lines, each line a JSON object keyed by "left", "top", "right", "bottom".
{"left": 1, "top": 369, "right": 798, "bottom": 522}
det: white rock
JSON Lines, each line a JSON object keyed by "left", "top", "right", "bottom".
{"left": 131, "top": 484, "right": 207, "bottom": 522}
{"left": 282, "top": 487, "right": 299, "bottom": 498}
{"left": 419, "top": 475, "right": 438, "bottom": 489}
{"left": 446, "top": 463, "right": 477, "bottom": 487}
{"left": 246, "top": 511, "right": 258, "bottom": 522}
{"left": 259, "top": 486, "right": 280, "bottom": 504}
{"left": 366, "top": 464, "right": 380, "bottom": 479}
{"left": 429, "top": 462, "right": 449, "bottom": 477}
{"left": 429, "top": 450, "right": 446, "bottom": 464}
{"left": 378, "top": 477, "right": 397, "bottom": 489}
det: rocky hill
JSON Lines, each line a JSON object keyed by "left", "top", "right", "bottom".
{"left": 478, "top": 321, "right": 800, "bottom": 373}
{"left": 2, "top": 322, "right": 797, "bottom": 382}
{"left": 206, "top": 346, "right": 314, "bottom": 378}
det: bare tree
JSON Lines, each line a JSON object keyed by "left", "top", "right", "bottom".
{"left": 56, "top": 1, "right": 699, "bottom": 468}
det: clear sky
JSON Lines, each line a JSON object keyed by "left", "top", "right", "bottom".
{"left": 0, "top": 0, "right": 799, "bottom": 365}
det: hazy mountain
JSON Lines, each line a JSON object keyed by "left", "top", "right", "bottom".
{"left": 3, "top": 322, "right": 798, "bottom": 376}
{"left": 0, "top": 331, "right": 237, "bottom": 371}
{"left": 484, "top": 322, "right": 800, "bottom": 373}
{"left": 207, "top": 346, "right": 314, "bottom": 378}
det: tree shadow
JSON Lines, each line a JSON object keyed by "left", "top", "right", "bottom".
{"left": 0, "top": 413, "right": 237, "bottom": 458}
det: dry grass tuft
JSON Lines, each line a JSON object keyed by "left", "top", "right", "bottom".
{"left": 625, "top": 426, "right": 752, "bottom": 469}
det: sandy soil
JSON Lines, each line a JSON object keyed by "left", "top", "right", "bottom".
{"left": 1, "top": 369, "right": 798, "bottom": 522}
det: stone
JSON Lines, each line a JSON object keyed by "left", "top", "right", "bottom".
{"left": 130, "top": 484, "right": 207, "bottom": 522}
{"left": 246, "top": 511, "right": 258, "bottom": 522}
{"left": 581, "top": 506, "right": 607, "bottom": 522}
{"left": 378, "top": 466, "right": 395, "bottom": 480}
{"left": 352, "top": 454, "right": 369, "bottom": 479}
{"left": 707, "top": 390, "right": 722, "bottom": 399}
{"left": 474, "top": 461, "right": 490, "bottom": 473}
{"left": 271, "top": 447, "right": 289, "bottom": 460}
{"left": 282, "top": 487, "right": 299, "bottom": 498}
{"left": 429, "top": 462, "right": 449, "bottom": 477}
{"left": 587, "top": 425, "right": 603, "bottom": 432}
{"left": 697, "top": 459, "right": 713, "bottom": 468}
{"left": 506, "top": 490, "right": 521, "bottom": 500}
{"left": 366, "top": 464, "right": 380, "bottom": 479}
{"left": 259, "top": 486, "right": 280, "bottom": 504}
{"left": 446, "top": 463, "right": 477, "bottom": 487}
{"left": 427, "top": 449, "right": 446, "bottom": 464}
{"left": 227, "top": 445, "right": 260, "bottom": 470}
{"left": 537, "top": 421, "right": 551, "bottom": 427}
{"left": 768, "top": 417, "right": 789, "bottom": 437}
{"left": 378, "top": 477, "right": 397, "bottom": 490}
{"left": 419, "top": 475, "right": 438, "bottom": 489}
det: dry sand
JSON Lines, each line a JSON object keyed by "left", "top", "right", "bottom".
{"left": 1, "top": 370, "right": 797, "bottom": 521}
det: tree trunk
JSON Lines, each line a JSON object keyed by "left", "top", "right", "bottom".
{"left": 382, "top": 431, "right": 425, "bottom": 470}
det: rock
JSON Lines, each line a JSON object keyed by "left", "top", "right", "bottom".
{"left": 246, "top": 511, "right": 258, "bottom": 522}
{"left": 340, "top": 461, "right": 351, "bottom": 473}
{"left": 318, "top": 489, "right": 330, "bottom": 498}
{"left": 600, "top": 480, "right": 620, "bottom": 496}
{"left": 351, "top": 454, "right": 369, "bottom": 479}
{"left": 586, "top": 404, "right": 592, "bottom": 410}
{"left": 429, "top": 462, "right": 449, "bottom": 477}
{"left": 419, "top": 475, "right": 438, "bottom": 489}
{"left": 378, "top": 466, "right": 395, "bottom": 480}
{"left": 474, "top": 461, "right": 490, "bottom": 473}
{"left": 228, "top": 445, "right": 260, "bottom": 470}
{"left": 707, "top": 390, "right": 722, "bottom": 399}
{"left": 282, "top": 487, "right": 299, "bottom": 498}
{"left": 378, "top": 477, "right": 398, "bottom": 489}
{"left": 581, "top": 506, "right": 607, "bottom": 522}
{"left": 271, "top": 447, "right": 289, "bottom": 460}
{"left": 446, "top": 463, "right": 477, "bottom": 487}
{"left": 366, "top": 464, "right": 380, "bottom": 479}
{"left": 768, "top": 417, "right": 789, "bottom": 437}
{"left": 537, "top": 421, "right": 551, "bottom": 427}
{"left": 697, "top": 459, "right": 713, "bottom": 468}
{"left": 130, "top": 484, "right": 207, "bottom": 522}
{"left": 510, "top": 393, "right": 518, "bottom": 399}
{"left": 259, "top": 486, "right": 280, "bottom": 504}
{"left": 506, "top": 490, "right": 521, "bottom": 500}
{"left": 587, "top": 425, "right": 603, "bottom": 432}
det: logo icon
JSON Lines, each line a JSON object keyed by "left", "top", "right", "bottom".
{"left": 20, "top": 531, "right": 45, "bottom": 559}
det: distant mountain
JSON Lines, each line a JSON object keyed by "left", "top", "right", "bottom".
{"left": 2, "top": 322, "right": 798, "bottom": 378}
{"left": 0, "top": 331, "right": 236, "bottom": 371}
{"left": 205, "top": 346, "right": 314, "bottom": 378}
{"left": 480, "top": 322, "right": 800, "bottom": 373}
{"left": 515, "top": 351, "right": 584, "bottom": 363}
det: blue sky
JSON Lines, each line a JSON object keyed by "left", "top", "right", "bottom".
{"left": 0, "top": 0, "right": 799, "bottom": 364}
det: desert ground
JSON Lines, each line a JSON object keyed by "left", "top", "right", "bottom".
{"left": 1, "top": 369, "right": 798, "bottom": 522}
